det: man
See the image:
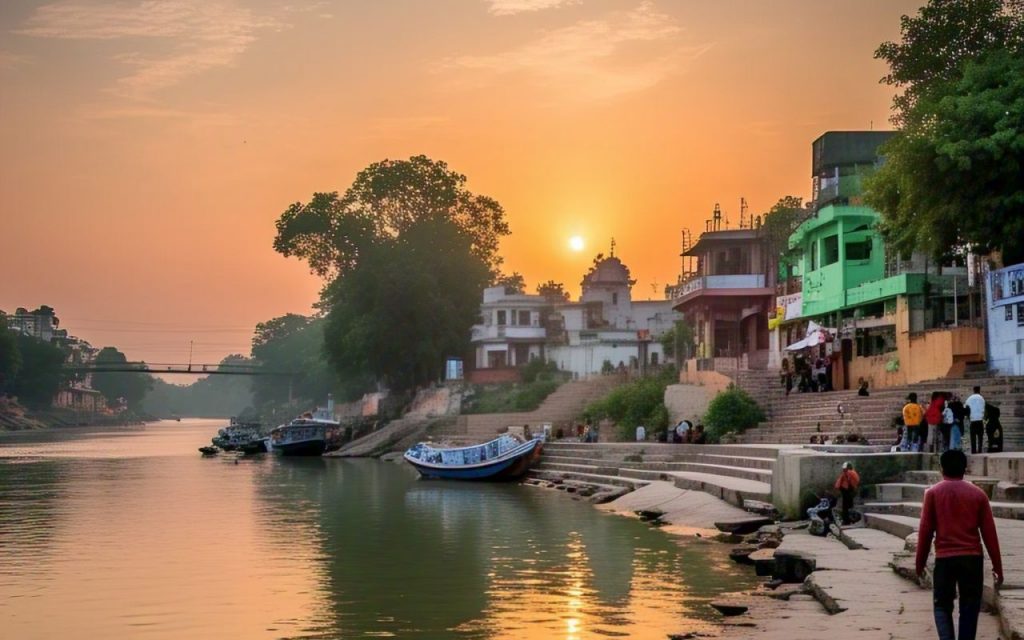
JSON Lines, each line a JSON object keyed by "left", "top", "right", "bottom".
{"left": 916, "top": 450, "right": 1003, "bottom": 640}
{"left": 903, "top": 392, "right": 924, "bottom": 451}
{"left": 833, "top": 462, "right": 860, "bottom": 525}
{"left": 965, "top": 386, "right": 986, "bottom": 454}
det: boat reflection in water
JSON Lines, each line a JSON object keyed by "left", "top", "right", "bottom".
{"left": 403, "top": 434, "right": 543, "bottom": 480}
{"left": 269, "top": 396, "right": 343, "bottom": 456}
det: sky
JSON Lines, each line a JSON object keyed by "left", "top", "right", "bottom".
{"left": 0, "top": 0, "right": 923, "bottom": 369}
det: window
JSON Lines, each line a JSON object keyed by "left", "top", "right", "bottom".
{"left": 496, "top": 310, "right": 507, "bottom": 325}
{"left": 1007, "top": 306, "right": 1014, "bottom": 322}
{"left": 518, "top": 310, "right": 530, "bottom": 325}
{"left": 810, "top": 241, "right": 819, "bottom": 271}
{"left": 612, "top": 293, "right": 619, "bottom": 305}
{"left": 846, "top": 239, "right": 872, "bottom": 261}
{"left": 823, "top": 235, "right": 839, "bottom": 265}
{"left": 1017, "top": 303, "right": 1024, "bottom": 327}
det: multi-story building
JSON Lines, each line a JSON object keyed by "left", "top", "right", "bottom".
{"left": 6, "top": 306, "right": 59, "bottom": 342}
{"left": 469, "top": 255, "right": 680, "bottom": 381}
{"left": 777, "top": 131, "right": 985, "bottom": 389}
{"left": 986, "top": 262, "right": 1024, "bottom": 376}
{"left": 672, "top": 225, "right": 775, "bottom": 371}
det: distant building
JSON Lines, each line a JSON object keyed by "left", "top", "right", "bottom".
{"left": 469, "top": 255, "right": 680, "bottom": 381}
{"left": 986, "top": 262, "right": 1024, "bottom": 376}
{"left": 6, "top": 306, "right": 59, "bottom": 342}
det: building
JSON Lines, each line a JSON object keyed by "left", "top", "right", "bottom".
{"left": 672, "top": 222, "right": 775, "bottom": 371}
{"left": 6, "top": 306, "right": 59, "bottom": 342}
{"left": 777, "top": 131, "right": 985, "bottom": 389}
{"left": 469, "top": 255, "right": 680, "bottom": 381}
{"left": 986, "top": 262, "right": 1024, "bottom": 375}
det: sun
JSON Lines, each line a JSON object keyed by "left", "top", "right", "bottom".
{"left": 568, "top": 236, "right": 585, "bottom": 252}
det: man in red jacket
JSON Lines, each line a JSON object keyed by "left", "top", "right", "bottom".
{"left": 916, "top": 449, "right": 1003, "bottom": 640}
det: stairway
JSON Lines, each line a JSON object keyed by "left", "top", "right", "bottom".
{"left": 448, "top": 375, "right": 627, "bottom": 441}
{"left": 527, "top": 441, "right": 787, "bottom": 508}
{"left": 737, "top": 374, "right": 1024, "bottom": 450}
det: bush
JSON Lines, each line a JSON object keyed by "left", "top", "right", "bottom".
{"left": 703, "top": 385, "right": 765, "bottom": 443}
{"left": 521, "top": 358, "right": 559, "bottom": 384}
{"left": 583, "top": 368, "right": 676, "bottom": 440}
{"left": 463, "top": 373, "right": 566, "bottom": 414}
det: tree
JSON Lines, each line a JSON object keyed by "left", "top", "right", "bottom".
{"left": 273, "top": 155, "right": 510, "bottom": 280}
{"left": 495, "top": 272, "right": 526, "bottom": 295}
{"left": 250, "top": 315, "right": 348, "bottom": 410}
{"left": 91, "top": 347, "right": 153, "bottom": 409}
{"left": 867, "top": 2, "right": 1024, "bottom": 262}
{"left": 8, "top": 335, "right": 66, "bottom": 409}
{"left": 659, "top": 321, "right": 695, "bottom": 362}
{"left": 141, "top": 354, "right": 255, "bottom": 418}
{"left": 0, "top": 315, "right": 21, "bottom": 391}
{"left": 703, "top": 385, "right": 766, "bottom": 443}
{"left": 323, "top": 217, "right": 491, "bottom": 392}
{"left": 536, "top": 280, "right": 570, "bottom": 302}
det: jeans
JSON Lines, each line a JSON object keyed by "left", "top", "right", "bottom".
{"left": 969, "top": 421, "right": 984, "bottom": 454}
{"left": 933, "top": 555, "right": 983, "bottom": 640}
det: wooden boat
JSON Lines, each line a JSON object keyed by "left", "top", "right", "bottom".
{"left": 403, "top": 434, "right": 543, "bottom": 480}
{"left": 198, "top": 446, "right": 219, "bottom": 456}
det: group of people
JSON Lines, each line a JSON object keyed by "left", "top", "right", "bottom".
{"left": 669, "top": 419, "right": 706, "bottom": 444}
{"left": 780, "top": 356, "right": 833, "bottom": 396}
{"left": 897, "top": 386, "right": 1004, "bottom": 454}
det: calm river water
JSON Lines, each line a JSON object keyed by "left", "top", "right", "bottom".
{"left": 0, "top": 419, "right": 757, "bottom": 639}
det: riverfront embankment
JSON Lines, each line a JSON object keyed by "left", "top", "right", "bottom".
{"left": 0, "top": 397, "right": 148, "bottom": 431}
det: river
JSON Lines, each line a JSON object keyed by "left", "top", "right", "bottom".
{"left": 0, "top": 419, "right": 757, "bottom": 639}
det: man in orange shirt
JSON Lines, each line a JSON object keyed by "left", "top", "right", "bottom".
{"left": 903, "top": 392, "right": 925, "bottom": 451}
{"left": 834, "top": 461, "right": 860, "bottom": 525}
{"left": 916, "top": 450, "right": 1003, "bottom": 640}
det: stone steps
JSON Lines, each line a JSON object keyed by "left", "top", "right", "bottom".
{"left": 539, "top": 452, "right": 776, "bottom": 470}
{"left": 863, "top": 512, "right": 920, "bottom": 539}
{"left": 529, "top": 468, "right": 650, "bottom": 491}
{"left": 864, "top": 500, "right": 1024, "bottom": 520}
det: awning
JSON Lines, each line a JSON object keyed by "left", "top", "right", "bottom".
{"left": 784, "top": 321, "right": 835, "bottom": 351}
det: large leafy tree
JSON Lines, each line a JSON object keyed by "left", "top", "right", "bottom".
{"left": 323, "top": 217, "right": 491, "bottom": 392}
{"left": 536, "top": 280, "right": 570, "bottom": 302}
{"left": 867, "top": 0, "right": 1024, "bottom": 262}
{"left": 273, "top": 155, "right": 509, "bottom": 280}
{"left": 8, "top": 335, "right": 66, "bottom": 409}
{"left": 91, "top": 347, "right": 153, "bottom": 409}
{"left": 0, "top": 314, "right": 21, "bottom": 391}
{"left": 249, "top": 315, "right": 349, "bottom": 410}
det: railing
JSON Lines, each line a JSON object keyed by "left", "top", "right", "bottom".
{"left": 677, "top": 274, "right": 766, "bottom": 297}
{"left": 471, "top": 325, "right": 547, "bottom": 340}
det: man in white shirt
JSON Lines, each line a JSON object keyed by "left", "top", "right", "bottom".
{"left": 965, "top": 386, "right": 986, "bottom": 454}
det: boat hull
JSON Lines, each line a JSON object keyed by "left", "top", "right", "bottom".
{"left": 404, "top": 438, "right": 542, "bottom": 481}
{"left": 273, "top": 439, "right": 327, "bottom": 456}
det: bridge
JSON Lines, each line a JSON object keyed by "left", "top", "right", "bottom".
{"left": 63, "top": 362, "right": 295, "bottom": 377}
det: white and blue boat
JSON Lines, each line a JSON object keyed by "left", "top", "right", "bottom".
{"left": 403, "top": 434, "right": 543, "bottom": 480}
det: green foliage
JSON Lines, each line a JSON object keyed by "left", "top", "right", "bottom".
{"left": 601, "top": 360, "right": 614, "bottom": 374}
{"left": 273, "top": 155, "right": 510, "bottom": 280}
{"left": 536, "top": 280, "right": 570, "bottom": 302}
{"left": 583, "top": 368, "right": 676, "bottom": 439}
{"left": 761, "top": 196, "right": 805, "bottom": 271}
{"left": 520, "top": 357, "right": 558, "bottom": 384}
{"left": 463, "top": 377, "right": 563, "bottom": 414}
{"left": 8, "top": 335, "right": 67, "bottom": 409}
{"left": 91, "top": 347, "right": 153, "bottom": 409}
{"left": 495, "top": 272, "right": 526, "bottom": 294}
{"left": 323, "top": 217, "right": 492, "bottom": 392}
{"left": 0, "top": 315, "right": 21, "bottom": 390}
{"left": 250, "top": 314, "right": 355, "bottom": 412}
{"left": 868, "top": 1, "right": 1024, "bottom": 262}
{"left": 658, "top": 321, "right": 695, "bottom": 362}
{"left": 141, "top": 355, "right": 255, "bottom": 418}
{"left": 702, "top": 385, "right": 766, "bottom": 443}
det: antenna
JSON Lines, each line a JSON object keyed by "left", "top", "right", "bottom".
{"left": 713, "top": 203, "right": 722, "bottom": 231}
{"left": 740, "top": 197, "right": 749, "bottom": 229}
{"left": 610, "top": 237, "right": 616, "bottom": 257}
{"left": 188, "top": 340, "right": 194, "bottom": 373}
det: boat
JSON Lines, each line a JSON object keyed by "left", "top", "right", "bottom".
{"left": 403, "top": 434, "right": 543, "bottom": 480}
{"left": 198, "top": 446, "right": 219, "bottom": 456}
{"left": 239, "top": 437, "right": 270, "bottom": 455}
{"left": 211, "top": 418, "right": 263, "bottom": 451}
{"left": 269, "top": 397, "right": 343, "bottom": 456}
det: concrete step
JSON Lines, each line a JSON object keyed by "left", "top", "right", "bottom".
{"left": 864, "top": 512, "right": 920, "bottom": 539}
{"left": 541, "top": 452, "right": 775, "bottom": 470}
{"left": 864, "top": 500, "right": 1024, "bottom": 520}
{"left": 664, "top": 471, "right": 772, "bottom": 508}
{"left": 543, "top": 442, "right": 784, "bottom": 460}
{"left": 528, "top": 468, "right": 649, "bottom": 491}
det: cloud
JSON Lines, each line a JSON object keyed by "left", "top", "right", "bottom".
{"left": 485, "top": 0, "right": 579, "bottom": 16}
{"left": 446, "top": 1, "right": 709, "bottom": 99}
{"left": 16, "top": 1, "right": 285, "bottom": 99}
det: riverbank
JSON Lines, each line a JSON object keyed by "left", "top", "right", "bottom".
{"left": 0, "top": 397, "right": 148, "bottom": 431}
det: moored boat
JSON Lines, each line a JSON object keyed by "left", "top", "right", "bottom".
{"left": 269, "top": 397, "right": 343, "bottom": 456}
{"left": 403, "top": 434, "right": 543, "bottom": 480}
{"left": 211, "top": 418, "right": 263, "bottom": 451}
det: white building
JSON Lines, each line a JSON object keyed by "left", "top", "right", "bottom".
{"left": 470, "top": 256, "right": 680, "bottom": 380}
{"left": 986, "top": 262, "right": 1024, "bottom": 376}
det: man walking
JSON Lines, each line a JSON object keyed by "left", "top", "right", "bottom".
{"left": 834, "top": 461, "right": 860, "bottom": 525}
{"left": 965, "top": 386, "right": 986, "bottom": 454}
{"left": 916, "top": 450, "right": 1003, "bottom": 640}
{"left": 903, "top": 392, "right": 924, "bottom": 451}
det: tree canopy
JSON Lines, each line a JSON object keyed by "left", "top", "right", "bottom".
{"left": 0, "top": 315, "right": 21, "bottom": 390}
{"left": 91, "top": 347, "right": 153, "bottom": 409}
{"left": 867, "top": 0, "right": 1024, "bottom": 262}
{"left": 7, "top": 335, "right": 67, "bottom": 409}
{"left": 250, "top": 314, "right": 348, "bottom": 411}
{"left": 536, "top": 280, "right": 570, "bottom": 302}
{"left": 495, "top": 272, "right": 526, "bottom": 295}
{"left": 273, "top": 155, "right": 510, "bottom": 280}
{"left": 323, "top": 217, "right": 491, "bottom": 392}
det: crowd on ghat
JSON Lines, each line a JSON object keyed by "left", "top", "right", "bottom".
{"left": 896, "top": 385, "right": 1004, "bottom": 454}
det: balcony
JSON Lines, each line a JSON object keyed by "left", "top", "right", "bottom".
{"left": 471, "top": 325, "right": 547, "bottom": 341}
{"left": 677, "top": 274, "right": 766, "bottom": 297}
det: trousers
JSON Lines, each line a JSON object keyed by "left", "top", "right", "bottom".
{"left": 933, "top": 555, "right": 983, "bottom": 640}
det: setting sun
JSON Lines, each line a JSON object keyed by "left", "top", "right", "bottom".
{"left": 568, "top": 236, "right": 585, "bottom": 252}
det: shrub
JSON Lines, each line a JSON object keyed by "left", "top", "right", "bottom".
{"left": 703, "top": 385, "right": 765, "bottom": 443}
{"left": 521, "top": 358, "right": 559, "bottom": 384}
{"left": 583, "top": 368, "right": 676, "bottom": 440}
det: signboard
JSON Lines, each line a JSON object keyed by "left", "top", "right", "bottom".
{"left": 777, "top": 293, "right": 803, "bottom": 322}
{"left": 990, "top": 264, "right": 1024, "bottom": 307}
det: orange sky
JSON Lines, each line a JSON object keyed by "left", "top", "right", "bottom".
{"left": 0, "top": 0, "right": 922, "bottom": 368}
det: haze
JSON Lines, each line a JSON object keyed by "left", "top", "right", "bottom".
{"left": 0, "top": 0, "right": 919, "bottom": 366}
